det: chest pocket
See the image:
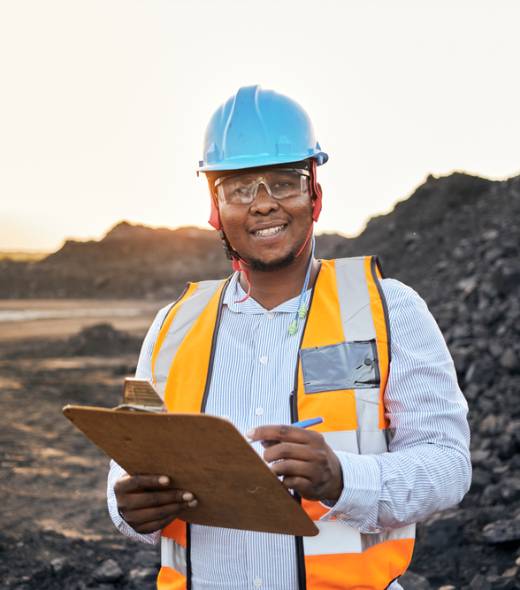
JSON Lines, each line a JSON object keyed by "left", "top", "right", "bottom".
{"left": 300, "top": 340, "right": 380, "bottom": 394}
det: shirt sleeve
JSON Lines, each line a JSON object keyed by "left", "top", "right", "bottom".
{"left": 321, "top": 278, "right": 472, "bottom": 533}
{"left": 105, "top": 304, "right": 171, "bottom": 544}
{"left": 106, "top": 459, "right": 161, "bottom": 545}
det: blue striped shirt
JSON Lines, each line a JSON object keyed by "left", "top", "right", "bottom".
{"left": 107, "top": 272, "right": 471, "bottom": 589}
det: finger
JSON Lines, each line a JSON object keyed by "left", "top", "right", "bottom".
{"left": 118, "top": 489, "right": 196, "bottom": 511}
{"left": 260, "top": 440, "right": 279, "bottom": 448}
{"left": 263, "top": 442, "right": 315, "bottom": 464}
{"left": 270, "top": 459, "right": 314, "bottom": 480}
{"left": 248, "top": 424, "right": 322, "bottom": 445}
{"left": 124, "top": 499, "right": 197, "bottom": 527}
{"left": 115, "top": 474, "right": 174, "bottom": 494}
{"left": 281, "top": 476, "right": 313, "bottom": 495}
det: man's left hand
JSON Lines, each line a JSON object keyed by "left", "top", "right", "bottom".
{"left": 247, "top": 425, "right": 343, "bottom": 503}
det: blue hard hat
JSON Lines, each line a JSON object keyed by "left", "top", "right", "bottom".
{"left": 198, "top": 85, "right": 328, "bottom": 173}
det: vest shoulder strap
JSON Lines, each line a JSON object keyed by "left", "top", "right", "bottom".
{"left": 151, "top": 278, "right": 227, "bottom": 398}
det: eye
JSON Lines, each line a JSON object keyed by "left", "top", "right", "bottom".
{"left": 231, "top": 187, "right": 250, "bottom": 199}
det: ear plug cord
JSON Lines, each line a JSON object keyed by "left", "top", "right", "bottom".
{"left": 288, "top": 235, "right": 315, "bottom": 336}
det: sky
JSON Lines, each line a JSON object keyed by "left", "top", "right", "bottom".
{"left": 0, "top": 0, "right": 519, "bottom": 252}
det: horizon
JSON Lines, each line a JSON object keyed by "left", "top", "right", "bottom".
{"left": 2, "top": 167, "right": 516, "bottom": 255}
{"left": 0, "top": 218, "right": 359, "bottom": 256}
{"left": 13, "top": 166, "right": 520, "bottom": 256}
{"left": 1, "top": 0, "right": 519, "bottom": 251}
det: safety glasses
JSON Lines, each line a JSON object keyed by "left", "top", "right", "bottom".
{"left": 214, "top": 168, "right": 311, "bottom": 205}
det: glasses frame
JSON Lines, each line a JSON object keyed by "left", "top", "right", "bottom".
{"left": 214, "top": 168, "right": 311, "bottom": 205}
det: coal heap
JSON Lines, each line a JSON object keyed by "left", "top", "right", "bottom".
{"left": 0, "top": 223, "right": 227, "bottom": 299}
{"left": 331, "top": 172, "right": 520, "bottom": 590}
{"left": 0, "top": 222, "right": 352, "bottom": 299}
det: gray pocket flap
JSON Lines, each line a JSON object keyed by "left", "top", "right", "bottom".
{"left": 300, "top": 340, "right": 379, "bottom": 394}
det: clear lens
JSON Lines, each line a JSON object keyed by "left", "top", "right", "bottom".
{"left": 216, "top": 169, "right": 310, "bottom": 205}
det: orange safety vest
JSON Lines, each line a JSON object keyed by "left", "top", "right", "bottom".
{"left": 150, "top": 257, "right": 415, "bottom": 590}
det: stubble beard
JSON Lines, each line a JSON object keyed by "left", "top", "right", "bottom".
{"left": 247, "top": 249, "right": 297, "bottom": 272}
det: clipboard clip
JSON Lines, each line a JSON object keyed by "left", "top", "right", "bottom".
{"left": 112, "top": 403, "right": 166, "bottom": 413}
{"left": 118, "top": 378, "right": 166, "bottom": 413}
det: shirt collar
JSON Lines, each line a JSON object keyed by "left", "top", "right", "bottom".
{"left": 223, "top": 272, "right": 309, "bottom": 315}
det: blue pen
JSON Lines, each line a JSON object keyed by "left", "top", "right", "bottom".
{"left": 292, "top": 417, "right": 324, "bottom": 429}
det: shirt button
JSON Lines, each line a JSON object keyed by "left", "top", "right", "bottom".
{"left": 253, "top": 578, "right": 262, "bottom": 588}
{"left": 265, "top": 311, "right": 274, "bottom": 320}
{"left": 255, "top": 407, "right": 264, "bottom": 416}
{"left": 259, "top": 355, "right": 268, "bottom": 365}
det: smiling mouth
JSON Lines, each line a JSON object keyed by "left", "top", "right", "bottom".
{"left": 252, "top": 224, "right": 287, "bottom": 238}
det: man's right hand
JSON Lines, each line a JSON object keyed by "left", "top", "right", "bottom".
{"left": 114, "top": 474, "right": 197, "bottom": 534}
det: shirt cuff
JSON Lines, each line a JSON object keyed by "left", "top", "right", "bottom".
{"left": 319, "top": 451, "right": 382, "bottom": 531}
{"left": 107, "top": 460, "right": 161, "bottom": 545}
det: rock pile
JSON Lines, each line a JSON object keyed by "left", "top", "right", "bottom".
{"left": 0, "top": 221, "right": 350, "bottom": 299}
{"left": 0, "top": 529, "right": 159, "bottom": 590}
{"left": 331, "top": 172, "right": 520, "bottom": 589}
{"left": 0, "top": 223, "right": 228, "bottom": 299}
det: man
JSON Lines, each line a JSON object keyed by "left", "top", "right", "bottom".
{"left": 107, "top": 85, "right": 471, "bottom": 589}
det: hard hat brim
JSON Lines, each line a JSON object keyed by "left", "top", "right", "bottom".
{"left": 198, "top": 151, "right": 328, "bottom": 173}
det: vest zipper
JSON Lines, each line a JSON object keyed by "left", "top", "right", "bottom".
{"left": 186, "top": 523, "right": 192, "bottom": 590}
{"left": 290, "top": 391, "right": 307, "bottom": 590}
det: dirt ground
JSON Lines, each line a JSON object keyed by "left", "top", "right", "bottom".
{"left": 0, "top": 299, "right": 166, "bottom": 342}
{"left": 0, "top": 306, "right": 162, "bottom": 589}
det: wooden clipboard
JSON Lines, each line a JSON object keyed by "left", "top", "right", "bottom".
{"left": 63, "top": 405, "right": 318, "bottom": 537}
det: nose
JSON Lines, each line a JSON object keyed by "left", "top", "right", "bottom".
{"left": 250, "top": 182, "right": 279, "bottom": 214}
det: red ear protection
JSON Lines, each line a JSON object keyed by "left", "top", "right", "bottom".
{"left": 208, "top": 197, "right": 222, "bottom": 230}
{"left": 310, "top": 159, "right": 322, "bottom": 222}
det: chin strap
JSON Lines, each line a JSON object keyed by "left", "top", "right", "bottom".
{"left": 232, "top": 257, "right": 252, "bottom": 303}
{"left": 218, "top": 230, "right": 252, "bottom": 303}
{"left": 294, "top": 161, "right": 321, "bottom": 257}
{"left": 295, "top": 223, "right": 314, "bottom": 258}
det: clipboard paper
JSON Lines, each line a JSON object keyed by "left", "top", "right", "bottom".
{"left": 63, "top": 406, "right": 318, "bottom": 537}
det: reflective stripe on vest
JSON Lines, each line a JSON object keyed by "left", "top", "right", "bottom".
{"left": 151, "top": 280, "right": 225, "bottom": 400}
{"left": 152, "top": 257, "right": 415, "bottom": 590}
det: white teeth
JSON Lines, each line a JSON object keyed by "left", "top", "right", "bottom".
{"left": 254, "top": 225, "right": 285, "bottom": 237}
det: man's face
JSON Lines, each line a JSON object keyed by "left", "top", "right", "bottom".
{"left": 212, "top": 164, "right": 315, "bottom": 271}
